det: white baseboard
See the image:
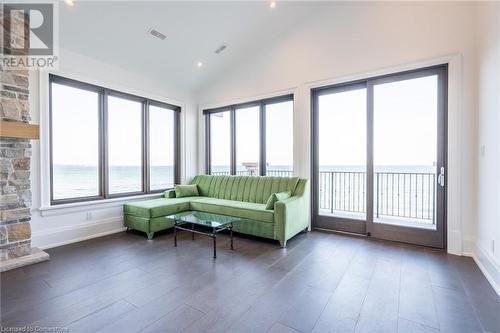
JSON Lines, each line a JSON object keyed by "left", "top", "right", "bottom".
{"left": 32, "top": 217, "right": 126, "bottom": 250}
{"left": 472, "top": 243, "right": 500, "bottom": 297}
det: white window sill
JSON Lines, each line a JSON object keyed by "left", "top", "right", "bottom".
{"left": 37, "top": 193, "right": 163, "bottom": 217}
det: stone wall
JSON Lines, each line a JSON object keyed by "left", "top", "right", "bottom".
{"left": 0, "top": 137, "right": 32, "bottom": 260}
{"left": 0, "top": 7, "right": 33, "bottom": 261}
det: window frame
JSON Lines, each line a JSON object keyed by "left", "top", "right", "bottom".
{"left": 203, "top": 94, "right": 293, "bottom": 176}
{"left": 49, "top": 74, "right": 181, "bottom": 205}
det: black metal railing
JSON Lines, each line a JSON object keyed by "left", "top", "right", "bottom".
{"left": 318, "top": 171, "right": 436, "bottom": 224}
{"left": 211, "top": 171, "right": 231, "bottom": 176}
{"left": 375, "top": 172, "right": 436, "bottom": 223}
{"left": 209, "top": 169, "right": 436, "bottom": 224}
{"left": 319, "top": 171, "right": 366, "bottom": 214}
{"left": 210, "top": 170, "right": 293, "bottom": 176}
{"left": 267, "top": 170, "right": 293, "bottom": 177}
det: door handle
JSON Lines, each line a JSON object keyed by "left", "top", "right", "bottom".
{"left": 437, "top": 167, "right": 445, "bottom": 187}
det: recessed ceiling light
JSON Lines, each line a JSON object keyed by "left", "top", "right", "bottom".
{"left": 270, "top": 1, "right": 276, "bottom": 9}
{"left": 197, "top": 61, "right": 203, "bottom": 67}
{"left": 64, "top": 0, "right": 74, "bottom": 6}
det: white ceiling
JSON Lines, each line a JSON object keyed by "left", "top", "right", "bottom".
{"left": 59, "top": 1, "right": 326, "bottom": 94}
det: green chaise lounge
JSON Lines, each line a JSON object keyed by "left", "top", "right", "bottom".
{"left": 123, "top": 175, "right": 309, "bottom": 247}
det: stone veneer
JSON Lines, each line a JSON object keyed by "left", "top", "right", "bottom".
{"left": 0, "top": 136, "right": 33, "bottom": 261}
{"left": 1, "top": 6, "right": 48, "bottom": 269}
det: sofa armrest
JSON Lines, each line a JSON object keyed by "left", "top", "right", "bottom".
{"left": 274, "top": 194, "right": 309, "bottom": 244}
{"left": 163, "top": 189, "right": 176, "bottom": 198}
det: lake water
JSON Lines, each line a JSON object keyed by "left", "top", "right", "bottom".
{"left": 52, "top": 165, "right": 175, "bottom": 199}
{"left": 53, "top": 164, "right": 434, "bottom": 202}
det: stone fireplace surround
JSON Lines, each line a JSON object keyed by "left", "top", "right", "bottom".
{"left": 0, "top": 70, "right": 49, "bottom": 272}
{"left": 0, "top": 7, "right": 49, "bottom": 271}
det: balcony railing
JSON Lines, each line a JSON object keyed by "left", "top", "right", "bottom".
{"left": 319, "top": 171, "right": 436, "bottom": 224}
{"left": 375, "top": 172, "right": 436, "bottom": 223}
{"left": 267, "top": 170, "right": 294, "bottom": 177}
{"left": 210, "top": 169, "right": 436, "bottom": 224}
{"left": 211, "top": 171, "right": 231, "bottom": 176}
{"left": 319, "top": 171, "right": 366, "bottom": 215}
{"left": 211, "top": 170, "right": 294, "bottom": 176}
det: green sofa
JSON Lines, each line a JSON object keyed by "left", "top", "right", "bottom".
{"left": 123, "top": 175, "right": 309, "bottom": 247}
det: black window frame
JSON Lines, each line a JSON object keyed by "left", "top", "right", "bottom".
{"left": 49, "top": 74, "right": 181, "bottom": 205}
{"left": 203, "top": 94, "right": 293, "bottom": 176}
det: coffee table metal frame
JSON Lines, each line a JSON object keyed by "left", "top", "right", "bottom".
{"left": 170, "top": 213, "right": 237, "bottom": 259}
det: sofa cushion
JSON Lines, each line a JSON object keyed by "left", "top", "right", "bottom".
{"left": 124, "top": 198, "right": 195, "bottom": 218}
{"left": 175, "top": 184, "right": 199, "bottom": 198}
{"left": 265, "top": 191, "right": 291, "bottom": 210}
{"left": 189, "top": 197, "right": 274, "bottom": 223}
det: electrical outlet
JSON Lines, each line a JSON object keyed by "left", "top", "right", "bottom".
{"left": 492, "top": 240, "right": 495, "bottom": 253}
{"left": 86, "top": 212, "right": 92, "bottom": 221}
{"left": 480, "top": 145, "right": 486, "bottom": 157}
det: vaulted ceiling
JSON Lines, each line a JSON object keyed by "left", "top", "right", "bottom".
{"left": 59, "top": 1, "right": 327, "bottom": 94}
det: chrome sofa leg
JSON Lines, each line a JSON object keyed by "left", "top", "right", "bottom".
{"left": 126, "top": 227, "right": 130, "bottom": 233}
{"left": 147, "top": 232, "right": 154, "bottom": 240}
{"left": 279, "top": 240, "right": 287, "bottom": 248}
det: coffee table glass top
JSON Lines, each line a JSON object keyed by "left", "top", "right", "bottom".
{"left": 166, "top": 211, "right": 241, "bottom": 228}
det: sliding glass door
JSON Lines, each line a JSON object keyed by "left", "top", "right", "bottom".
{"left": 312, "top": 65, "right": 447, "bottom": 248}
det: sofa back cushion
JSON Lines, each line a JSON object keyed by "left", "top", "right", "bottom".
{"left": 191, "top": 175, "right": 300, "bottom": 204}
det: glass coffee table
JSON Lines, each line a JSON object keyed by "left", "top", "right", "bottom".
{"left": 166, "top": 211, "right": 241, "bottom": 259}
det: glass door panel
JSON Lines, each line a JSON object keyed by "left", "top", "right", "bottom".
{"left": 373, "top": 75, "right": 438, "bottom": 229}
{"left": 367, "top": 67, "right": 446, "bottom": 248}
{"left": 315, "top": 85, "right": 367, "bottom": 233}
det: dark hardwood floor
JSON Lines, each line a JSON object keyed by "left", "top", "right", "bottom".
{"left": 1, "top": 230, "right": 499, "bottom": 332}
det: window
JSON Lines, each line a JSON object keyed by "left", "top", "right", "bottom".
{"left": 204, "top": 94, "right": 293, "bottom": 176}
{"left": 49, "top": 75, "right": 180, "bottom": 205}
{"left": 235, "top": 105, "right": 260, "bottom": 175}
{"left": 107, "top": 95, "right": 143, "bottom": 195}
{"left": 265, "top": 100, "right": 294, "bottom": 176}
{"left": 149, "top": 104, "right": 177, "bottom": 190}
{"left": 51, "top": 82, "right": 100, "bottom": 201}
{"left": 208, "top": 110, "right": 231, "bottom": 175}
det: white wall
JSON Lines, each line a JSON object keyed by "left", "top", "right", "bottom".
{"left": 475, "top": 2, "right": 500, "bottom": 295}
{"left": 30, "top": 48, "right": 198, "bottom": 249}
{"left": 197, "top": 1, "right": 478, "bottom": 256}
